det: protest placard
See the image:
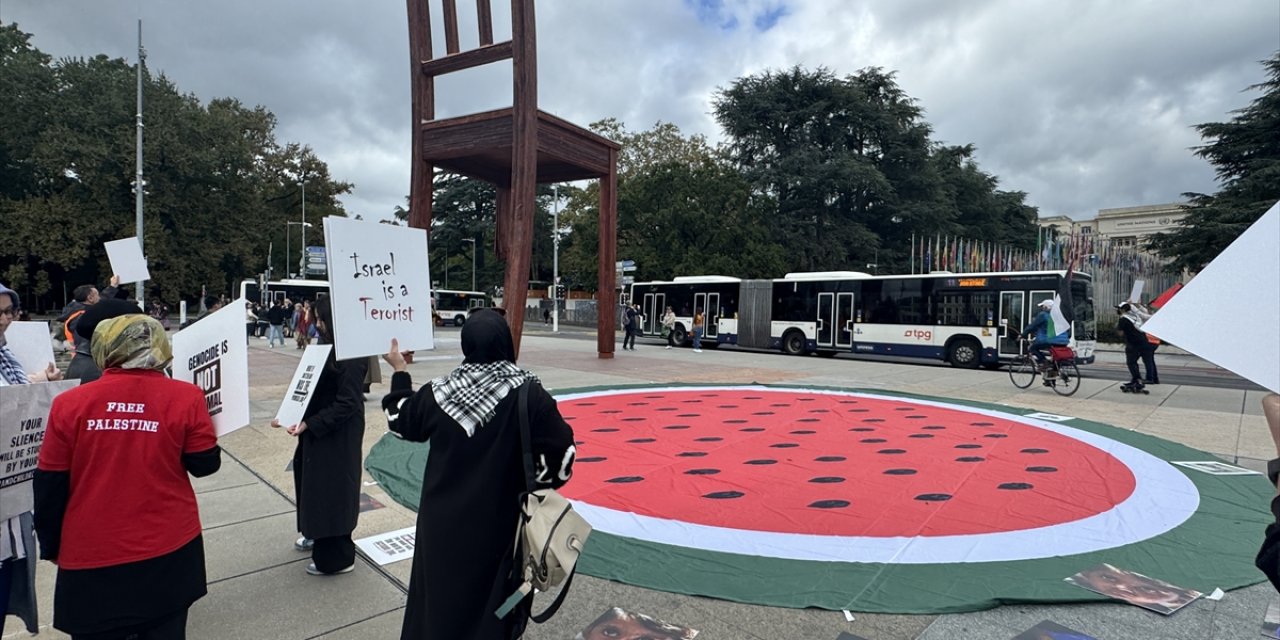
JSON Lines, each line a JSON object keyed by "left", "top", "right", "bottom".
{"left": 172, "top": 299, "right": 250, "bottom": 436}
{"left": 6, "top": 321, "right": 56, "bottom": 375}
{"left": 0, "top": 380, "right": 78, "bottom": 522}
{"left": 1129, "top": 279, "right": 1145, "bottom": 304}
{"left": 323, "top": 216, "right": 434, "bottom": 360}
{"left": 274, "top": 344, "right": 332, "bottom": 428}
{"left": 104, "top": 236, "right": 151, "bottom": 284}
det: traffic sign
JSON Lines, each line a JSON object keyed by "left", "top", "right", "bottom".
{"left": 622, "top": 265, "right": 637, "bottom": 272}
{"left": 615, "top": 260, "right": 635, "bottom": 269}
{"left": 621, "top": 275, "right": 635, "bottom": 285}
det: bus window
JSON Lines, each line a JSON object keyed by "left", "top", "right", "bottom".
{"left": 936, "top": 292, "right": 993, "bottom": 327}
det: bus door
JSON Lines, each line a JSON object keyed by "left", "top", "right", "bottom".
{"left": 836, "top": 293, "right": 854, "bottom": 349}
{"left": 998, "top": 291, "right": 1025, "bottom": 356}
{"left": 643, "top": 293, "right": 664, "bottom": 335}
{"left": 817, "top": 293, "right": 835, "bottom": 347}
{"left": 706, "top": 293, "right": 720, "bottom": 337}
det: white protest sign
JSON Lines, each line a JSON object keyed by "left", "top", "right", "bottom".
{"left": 0, "top": 380, "right": 79, "bottom": 522}
{"left": 355, "top": 525, "right": 417, "bottom": 566}
{"left": 1142, "top": 201, "right": 1280, "bottom": 394}
{"left": 172, "top": 299, "right": 250, "bottom": 436}
{"left": 6, "top": 321, "right": 56, "bottom": 375}
{"left": 1129, "top": 279, "right": 1145, "bottom": 304}
{"left": 323, "top": 216, "right": 434, "bottom": 360}
{"left": 104, "top": 237, "right": 151, "bottom": 284}
{"left": 274, "top": 345, "right": 332, "bottom": 428}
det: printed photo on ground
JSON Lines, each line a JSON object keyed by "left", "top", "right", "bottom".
{"left": 1064, "top": 563, "right": 1201, "bottom": 615}
{"left": 1010, "top": 619, "right": 1098, "bottom": 639}
{"left": 575, "top": 607, "right": 698, "bottom": 640}
{"left": 1263, "top": 599, "right": 1280, "bottom": 638}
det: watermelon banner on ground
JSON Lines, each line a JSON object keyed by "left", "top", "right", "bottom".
{"left": 365, "top": 383, "right": 1271, "bottom": 613}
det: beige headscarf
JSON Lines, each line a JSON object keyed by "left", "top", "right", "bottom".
{"left": 92, "top": 314, "right": 173, "bottom": 371}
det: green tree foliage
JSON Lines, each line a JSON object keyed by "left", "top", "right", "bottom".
{"left": 1149, "top": 52, "right": 1280, "bottom": 272}
{"left": 0, "top": 24, "right": 350, "bottom": 310}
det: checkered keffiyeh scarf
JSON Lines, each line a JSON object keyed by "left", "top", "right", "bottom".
{"left": 0, "top": 344, "right": 29, "bottom": 385}
{"left": 431, "top": 361, "right": 537, "bottom": 436}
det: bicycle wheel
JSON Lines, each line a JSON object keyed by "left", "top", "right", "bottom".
{"left": 1008, "top": 356, "right": 1037, "bottom": 389}
{"left": 1051, "top": 362, "right": 1081, "bottom": 396}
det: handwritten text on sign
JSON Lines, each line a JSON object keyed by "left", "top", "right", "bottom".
{"left": 324, "top": 217, "right": 434, "bottom": 360}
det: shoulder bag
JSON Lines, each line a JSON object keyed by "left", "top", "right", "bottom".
{"left": 494, "top": 382, "right": 592, "bottom": 623}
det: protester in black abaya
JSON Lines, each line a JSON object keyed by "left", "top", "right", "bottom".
{"left": 272, "top": 296, "right": 367, "bottom": 576}
{"left": 381, "top": 310, "right": 576, "bottom": 640}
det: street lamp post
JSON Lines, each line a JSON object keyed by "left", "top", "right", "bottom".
{"left": 300, "top": 178, "right": 307, "bottom": 273}
{"left": 462, "top": 238, "right": 476, "bottom": 292}
{"left": 552, "top": 185, "right": 560, "bottom": 333}
{"left": 286, "top": 222, "right": 312, "bottom": 278}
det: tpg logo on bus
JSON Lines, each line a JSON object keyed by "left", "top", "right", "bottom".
{"left": 903, "top": 329, "right": 932, "bottom": 342}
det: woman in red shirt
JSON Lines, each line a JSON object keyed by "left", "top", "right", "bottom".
{"left": 34, "top": 314, "right": 221, "bottom": 639}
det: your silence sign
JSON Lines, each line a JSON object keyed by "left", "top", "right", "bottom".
{"left": 323, "top": 216, "right": 435, "bottom": 361}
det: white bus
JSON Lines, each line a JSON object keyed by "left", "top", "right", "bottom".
{"left": 239, "top": 278, "right": 329, "bottom": 306}
{"left": 629, "top": 276, "right": 741, "bottom": 346}
{"left": 434, "top": 289, "right": 488, "bottom": 326}
{"left": 634, "top": 270, "right": 1097, "bottom": 368}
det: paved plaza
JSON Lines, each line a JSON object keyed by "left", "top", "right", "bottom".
{"left": 5, "top": 325, "right": 1276, "bottom": 640}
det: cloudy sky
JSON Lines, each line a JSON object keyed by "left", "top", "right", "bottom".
{"left": 4, "top": 0, "right": 1277, "bottom": 221}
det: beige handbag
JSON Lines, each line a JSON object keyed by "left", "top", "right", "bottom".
{"left": 495, "top": 382, "right": 591, "bottom": 623}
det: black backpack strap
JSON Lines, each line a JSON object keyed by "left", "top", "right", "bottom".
{"left": 530, "top": 570, "right": 576, "bottom": 623}
{"left": 516, "top": 381, "right": 536, "bottom": 492}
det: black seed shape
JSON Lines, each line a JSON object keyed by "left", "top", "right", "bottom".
{"left": 839, "top": 400, "right": 859, "bottom": 404}
{"left": 627, "top": 438, "right": 656, "bottom": 444}
{"left": 796, "top": 398, "right": 816, "bottom": 402}
{"left": 601, "top": 410, "right": 623, "bottom": 414}
{"left": 884, "top": 468, "right": 918, "bottom": 475}
{"left": 797, "top": 418, "right": 821, "bottom": 423}
{"left": 955, "top": 456, "right": 985, "bottom": 462}
{"left": 742, "top": 396, "right": 763, "bottom": 400}
{"left": 809, "top": 409, "right": 831, "bottom": 413}
{"left": 1022, "top": 448, "right": 1050, "bottom": 454}
{"left": 663, "top": 425, "right": 691, "bottom": 430}
{"left": 770, "top": 443, "right": 800, "bottom": 448}
{"left": 895, "top": 407, "right": 914, "bottom": 412}
{"left": 681, "top": 400, "right": 701, "bottom": 404}
{"left": 1026, "top": 466, "right": 1058, "bottom": 473}
{"left": 744, "top": 459, "right": 777, "bottom": 465}
{"left": 685, "top": 468, "right": 721, "bottom": 475}
{"left": 644, "top": 395, "right": 664, "bottom": 399}
{"left": 656, "top": 407, "right": 678, "bottom": 412}
{"left": 678, "top": 414, "right": 701, "bottom": 418}
{"left": 916, "top": 493, "right": 952, "bottom": 502}
{"left": 878, "top": 449, "right": 907, "bottom": 454}
{"left": 592, "top": 428, "right": 620, "bottom": 433}
{"left": 627, "top": 402, "right": 649, "bottom": 406}
{"left": 906, "top": 415, "right": 928, "bottom": 419}
{"left": 809, "top": 476, "right": 846, "bottom": 484}
{"left": 677, "top": 451, "right": 708, "bottom": 457}
{"left": 848, "top": 408, "right": 870, "bottom": 413}
{"left": 622, "top": 417, "right": 646, "bottom": 422}
{"left": 908, "top": 434, "right": 934, "bottom": 439}
{"left": 971, "top": 421, "right": 995, "bottom": 426}
{"left": 575, "top": 441, "right": 584, "bottom": 445}
{"left": 983, "top": 433, "right": 1009, "bottom": 439}
{"left": 717, "top": 405, "right": 739, "bottom": 409}
{"left": 999, "top": 482, "right": 1034, "bottom": 490}
{"left": 695, "top": 436, "right": 724, "bottom": 442}
{"left": 578, "top": 402, "right": 596, "bottom": 406}
{"left": 923, "top": 425, "right": 946, "bottom": 430}
{"left": 955, "top": 444, "right": 983, "bottom": 449}
{"left": 607, "top": 476, "right": 644, "bottom": 483}
{"left": 809, "top": 499, "right": 850, "bottom": 509}
{"left": 564, "top": 416, "right": 578, "bottom": 421}
{"left": 790, "top": 430, "right": 817, "bottom": 435}
{"left": 739, "top": 427, "right": 766, "bottom": 432}
{"left": 724, "top": 419, "right": 748, "bottom": 424}
{"left": 770, "top": 403, "right": 791, "bottom": 407}
{"left": 578, "top": 457, "right": 607, "bottom": 463}
{"left": 849, "top": 427, "right": 876, "bottom": 432}
{"left": 815, "top": 456, "right": 847, "bottom": 462}
{"left": 860, "top": 438, "right": 888, "bottom": 443}
{"left": 704, "top": 491, "right": 744, "bottom": 499}
{"left": 863, "top": 418, "right": 886, "bottom": 423}
{"left": 699, "top": 393, "right": 718, "bottom": 397}
{"left": 752, "top": 411, "right": 775, "bottom": 416}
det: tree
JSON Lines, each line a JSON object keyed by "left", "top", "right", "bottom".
{"left": 1150, "top": 52, "right": 1280, "bottom": 272}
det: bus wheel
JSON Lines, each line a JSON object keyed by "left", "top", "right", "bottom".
{"left": 947, "top": 338, "right": 982, "bottom": 369}
{"left": 454, "top": 315, "right": 466, "bottom": 327}
{"left": 782, "top": 331, "right": 806, "bottom": 356}
{"left": 671, "top": 326, "right": 688, "bottom": 345}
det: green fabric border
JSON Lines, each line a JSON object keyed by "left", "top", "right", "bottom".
{"left": 365, "top": 383, "right": 1272, "bottom": 613}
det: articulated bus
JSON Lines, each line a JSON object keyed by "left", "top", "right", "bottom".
{"left": 630, "top": 276, "right": 741, "bottom": 346}
{"left": 434, "top": 289, "right": 488, "bottom": 326}
{"left": 633, "top": 270, "right": 1096, "bottom": 368}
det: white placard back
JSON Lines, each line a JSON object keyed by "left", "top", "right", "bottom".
{"left": 103, "top": 237, "right": 151, "bottom": 284}
{"left": 274, "top": 345, "right": 333, "bottom": 428}
{"left": 6, "top": 321, "right": 56, "bottom": 375}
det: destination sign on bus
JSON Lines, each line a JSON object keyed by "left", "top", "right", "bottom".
{"left": 957, "top": 278, "right": 988, "bottom": 287}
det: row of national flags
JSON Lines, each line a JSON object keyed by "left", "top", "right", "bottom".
{"left": 909, "top": 227, "right": 1167, "bottom": 275}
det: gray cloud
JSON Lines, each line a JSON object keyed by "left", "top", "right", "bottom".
{"left": 5, "top": 0, "right": 1276, "bottom": 221}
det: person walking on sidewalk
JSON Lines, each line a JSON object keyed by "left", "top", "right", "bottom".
{"left": 272, "top": 297, "right": 368, "bottom": 576}
{"left": 379, "top": 310, "right": 576, "bottom": 639}
{"left": 622, "top": 303, "right": 640, "bottom": 350}
{"left": 691, "top": 308, "right": 705, "bottom": 352}
{"left": 34, "top": 314, "right": 221, "bottom": 640}
{"left": 662, "top": 306, "right": 677, "bottom": 349}
{"left": 1116, "top": 302, "right": 1150, "bottom": 391}
{"left": 266, "top": 300, "right": 288, "bottom": 348}
{"left": 1130, "top": 302, "right": 1160, "bottom": 384}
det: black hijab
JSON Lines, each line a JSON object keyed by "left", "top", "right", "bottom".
{"left": 461, "top": 309, "right": 516, "bottom": 364}
{"left": 77, "top": 298, "right": 145, "bottom": 341}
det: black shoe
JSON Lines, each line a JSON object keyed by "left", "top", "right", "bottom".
{"left": 1145, "top": 379, "right": 1159, "bottom": 385}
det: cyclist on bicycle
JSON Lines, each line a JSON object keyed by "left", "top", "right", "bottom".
{"left": 1023, "top": 299, "right": 1070, "bottom": 372}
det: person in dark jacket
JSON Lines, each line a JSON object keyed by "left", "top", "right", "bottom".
{"left": 34, "top": 314, "right": 221, "bottom": 639}
{"left": 380, "top": 309, "right": 575, "bottom": 640}
{"left": 67, "top": 297, "right": 143, "bottom": 383}
{"left": 622, "top": 304, "right": 639, "bottom": 350}
{"left": 1116, "top": 302, "right": 1149, "bottom": 390}
{"left": 272, "top": 296, "right": 367, "bottom": 575}
{"left": 1255, "top": 393, "right": 1280, "bottom": 591}
{"left": 266, "top": 301, "right": 288, "bottom": 348}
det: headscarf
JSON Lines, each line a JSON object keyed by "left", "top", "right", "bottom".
{"left": 431, "top": 309, "right": 536, "bottom": 436}
{"left": 92, "top": 315, "right": 172, "bottom": 371}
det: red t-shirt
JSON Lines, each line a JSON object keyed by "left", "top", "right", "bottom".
{"left": 38, "top": 368, "right": 218, "bottom": 569}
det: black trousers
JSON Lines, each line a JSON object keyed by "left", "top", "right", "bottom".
{"left": 666, "top": 329, "right": 676, "bottom": 347}
{"left": 1141, "top": 344, "right": 1159, "bottom": 382}
{"left": 622, "top": 328, "right": 636, "bottom": 349}
{"left": 71, "top": 608, "right": 188, "bottom": 640}
{"left": 313, "top": 535, "right": 355, "bottom": 572}
{"left": 1125, "top": 346, "right": 1143, "bottom": 383}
